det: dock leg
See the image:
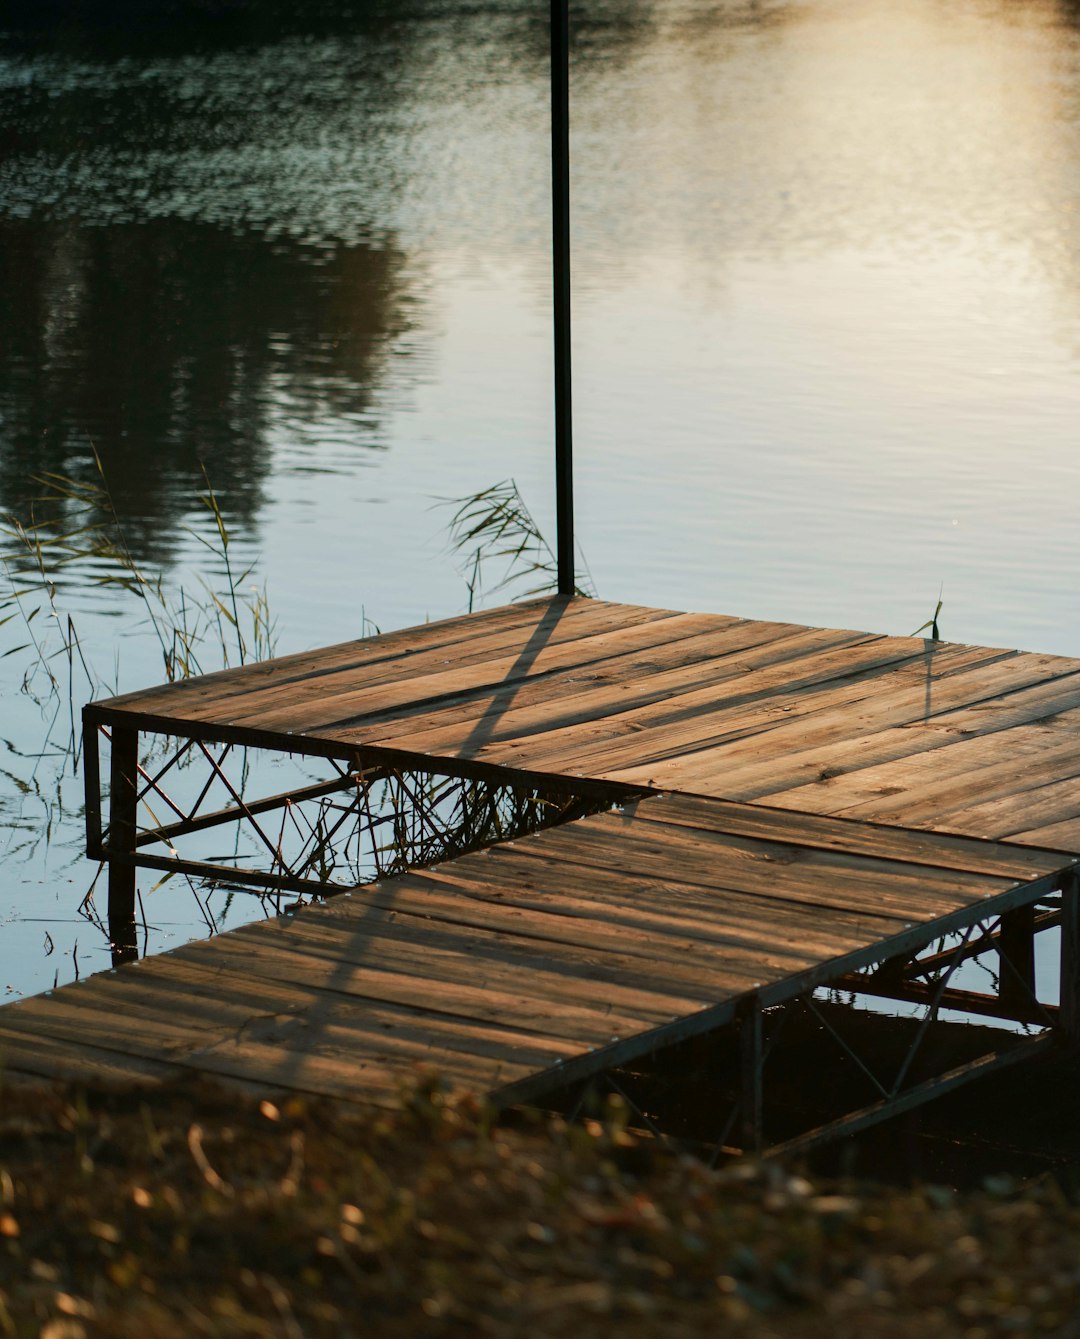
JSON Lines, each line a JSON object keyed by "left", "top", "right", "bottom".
{"left": 999, "top": 904, "right": 1037, "bottom": 1013}
{"left": 107, "top": 725, "right": 139, "bottom": 966}
{"left": 1060, "top": 876, "right": 1080, "bottom": 1048}
{"left": 739, "top": 997, "right": 764, "bottom": 1156}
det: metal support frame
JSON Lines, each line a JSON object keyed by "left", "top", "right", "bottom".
{"left": 730, "top": 901, "right": 1066, "bottom": 1156}
{"left": 85, "top": 720, "right": 605, "bottom": 965}
{"left": 515, "top": 878, "right": 1078, "bottom": 1160}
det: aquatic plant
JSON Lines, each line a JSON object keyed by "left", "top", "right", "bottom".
{"left": 0, "top": 451, "right": 276, "bottom": 697}
{"left": 911, "top": 588, "right": 944, "bottom": 641}
{"left": 443, "top": 478, "right": 594, "bottom": 610}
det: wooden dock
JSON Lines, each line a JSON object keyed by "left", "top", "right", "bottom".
{"left": 88, "top": 596, "right": 1080, "bottom": 852}
{"left": 6, "top": 596, "right": 1080, "bottom": 1153}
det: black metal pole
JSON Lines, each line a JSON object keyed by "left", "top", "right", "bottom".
{"left": 551, "top": 0, "right": 574, "bottom": 596}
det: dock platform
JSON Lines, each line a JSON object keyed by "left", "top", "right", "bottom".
{"left": 6, "top": 596, "right": 1080, "bottom": 1154}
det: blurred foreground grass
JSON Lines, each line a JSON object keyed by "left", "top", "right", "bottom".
{"left": 1, "top": 1074, "right": 1078, "bottom": 1338}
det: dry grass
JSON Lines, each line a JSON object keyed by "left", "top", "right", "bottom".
{"left": 1, "top": 1074, "right": 1079, "bottom": 1338}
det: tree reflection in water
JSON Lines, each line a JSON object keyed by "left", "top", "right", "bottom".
{"left": 0, "top": 219, "right": 412, "bottom": 561}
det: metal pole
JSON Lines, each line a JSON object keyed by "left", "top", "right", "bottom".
{"left": 551, "top": 0, "right": 574, "bottom": 596}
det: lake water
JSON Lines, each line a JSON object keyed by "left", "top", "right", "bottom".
{"left": 3, "top": 0, "right": 1080, "bottom": 998}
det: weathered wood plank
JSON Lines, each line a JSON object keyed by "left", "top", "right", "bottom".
{"left": 229, "top": 906, "right": 712, "bottom": 1008}
{"left": 183, "top": 603, "right": 697, "bottom": 730}
{"left": 624, "top": 795, "right": 1071, "bottom": 880}
{"left": 224, "top": 610, "right": 727, "bottom": 736}
{"left": 312, "top": 877, "right": 768, "bottom": 993}
{"left": 400, "top": 858, "right": 910, "bottom": 976}
{"left": 605, "top": 655, "right": 1080, "bottom": 798}
{"left": 97, "top": 596, "right": 588, "bottom": 714}
{"left": 195, "top": 912, "right": 709, "bottom": 1020}
{"left": 0, "top": 1022, "right": 178, "bottom": 1086}
{"left": 365, "top": 624, "right": 874, "bottom": 756}
{"left": 1009, "top": 817, "right": 1080, "bottom": 851}
{"left": 60, "top": 959, "right": 583, "bottom": 1067}
{"left": 439, "top": 638, "right": 962, "bottom": 773}
{"left": 0, "top": 980, "right": 568, "bottom": 1091}
{"left": 492, "top": 815, "right": 1020, "bottom": 916}
{"left": 350, "top": 621, "right": 850, "bottom": 737}
{"left": 933, "top": 772, "right": 1080, "bottom": 843}
{"left": 112, "top": 600, "right": 681, "bottom": 731}
{"left": 497, "top": 644, "right": 1035, "bottom": 783}
{"left": 751, "top": 722, "right": 1074, "bottom": 822}
{"left": 169, "top": 1040, "right": 437, "bottom": 1107}
{"left": 792, "top": 731, "right": 1080, "bottom": 831}
{"left": 130, "top": 941, "right": 667, "bottom": 1048}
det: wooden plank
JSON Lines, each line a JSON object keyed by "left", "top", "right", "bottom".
{"left": 222, "top": 612, "right": 725, "bottom": 737}
{"left": 215, "top": 908, "right": 716, "bottom": 1016}
{"left": 349, "top": 620, "right": 848, "bottom": 737}
{"left": 796, "top": 731, "right": 1080, "bottom": 830}
{"left": 624, "top": 795, "right": 1071, "bottom": 880}
{"left": 184, "top": 915, "right": 707, "bottom": 1024}
{"left": 751, "top": 722, "right": 1075, "bottom": 823}
{"left": 0, "top": 982, "right": 568, "bottom": 1090}
{"left": 377, "top": 637, "right": 920, "bottom": 768}
{"left": 181, "top": 1010, "right": 570, "bottom": 1087}
{"left": 0, "top": 1022, "right": 177, "bottom": 1086}
{"left": 493, "top": 814, "right": 1020, "bottom": 916}
{"left": 126, "top": 600, "right": 685, "bottom": 730}
{"left": 305, "top": 877, "right": 768, "bottom": 994}
{"left": 607, "top": 654, "right": 1080, "bottom": 798}
{"left": 96, "top": 597, "right": 582, "bottom": 714}
{"left": 1009, "top": 817, "right": 1080, "bottom": 852}
{"left": 313, "top": 871, "right": 922, "bottom": 1006}
{"left": 406, "top": 855, "right": 912, "bottom": 972}
{"left": 121, "top": 942, "right": 667, "bottom": 1049}
{"left": 58, "top": 959, "right": 580, "bottom": 1068}
{"left": 183, "top": 602, "right": 699, "bottom": 731}
{"left": 917, "top": 673, "right": 1080, "bottom": 735}
{"left": 470, "top": 843, "right": 985, "bottom": 930}
{"left": 441, "top": 839, "right": 914, "bottom": 936}
{"left": 171, "top": 1039, "right": 452, "bottom": 1106}
{"left": 932, "top": 771, "right": 1080, "bottom": 843}
{"left": 499, "top": 642, "right": 1033, "bottom": 783}
{"left": 454, "top": 637, "right": 972, "bottom": 773}
{"left": 0, "top": 986, "right": 254, "bottom": 1060}
{"left": 365, "top": 624, "right": 873, "bottom": 756}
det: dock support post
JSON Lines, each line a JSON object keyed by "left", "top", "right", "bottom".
{"left": 1060, "top": 874, "right": 1080, "bottom": 1048}
{"left": 999, "top": 904, "right": 1037, "bottom": 1011}
{"left": 107, "top": 725, "right": 139, "bottom": 965}
{"left": 83, "top": 713, "right": 102, "bottom": 856}
{"left": 739, "top": 997, "right": 764, "bottom": 1156}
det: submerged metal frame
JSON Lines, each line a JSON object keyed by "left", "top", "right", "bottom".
{"left": 495, "top": 869, "right": 1080, "bottom": 1157}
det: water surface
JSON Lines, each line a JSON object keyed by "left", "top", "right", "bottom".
{"left": 3, "top": 0, "right": 1080, "bottom": 996}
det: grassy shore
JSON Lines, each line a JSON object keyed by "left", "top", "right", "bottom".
{"left": 1, "top": 1073, "right": 1079, "bottom": 1337}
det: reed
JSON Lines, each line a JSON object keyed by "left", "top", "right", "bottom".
{"left": 443, "top": 479, "right": 594, "bottom": 610}
{"left": 912, "top": 588, "right": 944, "bottom": 641}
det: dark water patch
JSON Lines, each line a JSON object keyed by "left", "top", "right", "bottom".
{"left": 0, "top": 218, "right": 413, "bottom": 560}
